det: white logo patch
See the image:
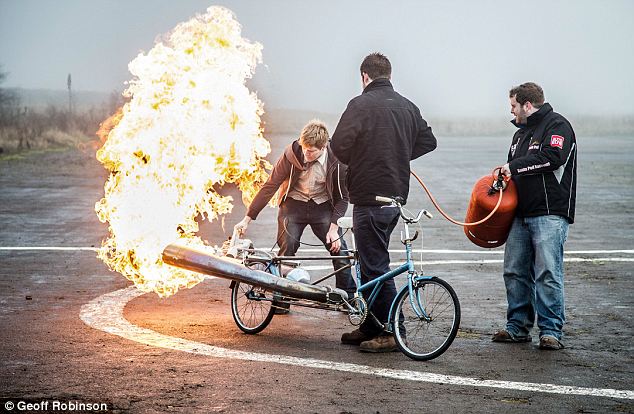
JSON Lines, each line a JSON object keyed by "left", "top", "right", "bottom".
{"left": 550, "top": 135, "right": 564, "bottom": 149}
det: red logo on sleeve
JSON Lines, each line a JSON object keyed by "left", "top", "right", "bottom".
{"left": 550, "top": 135, "right": 564, "bottom": 149}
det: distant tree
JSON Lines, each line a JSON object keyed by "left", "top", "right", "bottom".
{"left": 0, "top": 65, "right": 21, "bottom": 127}
{"left": 0, "top": 65, "right": 8, "bottom": 94}
{"left": 67, "top": 73, "right": 75, "bottom": 117}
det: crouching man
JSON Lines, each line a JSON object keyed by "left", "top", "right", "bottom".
{"left": 234, "top": 120, "right": 356, "bottom": 313}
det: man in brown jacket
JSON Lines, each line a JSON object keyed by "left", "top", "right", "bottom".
{"left": 234, "top": 120, "right": 356, "bottom": 304}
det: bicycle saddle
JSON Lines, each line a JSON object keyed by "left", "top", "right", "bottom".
{"left": 337, "top": 216, "right": 353, "bottom": 230}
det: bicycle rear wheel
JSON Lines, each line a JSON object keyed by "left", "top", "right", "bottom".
{"left": 392, "top": 277, "right": 460, "bottom": 361}
{"left": 230, "top": 281, "right": 275, "bottom": 334}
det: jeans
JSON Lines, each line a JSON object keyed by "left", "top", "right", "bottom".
{"left": 353, "top": 205, "right": 401, "bottom": 336}
{"left": 503, "top": 215, "right": 569, "bottom": 340}
{"left": 277, "top": 198, "right": 356, "bottom": 294}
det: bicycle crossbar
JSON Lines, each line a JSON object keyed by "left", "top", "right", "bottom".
{"left": 162, "top": 243, "right": 349, "bottom": 303}
{"left": 358, "top": 263, "right": 411, "bottom": 294}
{"left": 275, "top": 255, "right": 355, "bottom": 261}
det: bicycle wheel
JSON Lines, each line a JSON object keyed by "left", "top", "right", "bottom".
{"left": 392, "top": 277, "right": 460, "bottom": 361}
{"left": 230, "top": 281, "right": 275, "bottom": 334}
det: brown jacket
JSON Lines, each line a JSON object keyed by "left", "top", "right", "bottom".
{"left": 246, "top": 141, "right": 349, "bottom": 224}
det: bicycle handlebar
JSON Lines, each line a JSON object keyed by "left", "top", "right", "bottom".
{"left": 375, "top": 195, "right": 394, "bottom": 204}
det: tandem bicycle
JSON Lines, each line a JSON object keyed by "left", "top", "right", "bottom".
{"left": 224, "top": 195, "right": 461, "bottom": 361}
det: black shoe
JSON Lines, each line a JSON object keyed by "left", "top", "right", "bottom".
{"left": 492, "top": 329, "right": 532, "bottom": 343}
{"left": 341, "top": 328, "right": 374, "bottom": 345}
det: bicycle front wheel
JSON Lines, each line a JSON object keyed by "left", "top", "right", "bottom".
{"left": 230, "top": 281, "right": 275, "bottom": 334}
{"left": 392, "top": 277, "right": 460, "bottom": 361}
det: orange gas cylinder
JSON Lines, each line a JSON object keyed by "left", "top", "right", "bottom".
{"left": 464, "top": 175, "right": 517, "bottom": 248}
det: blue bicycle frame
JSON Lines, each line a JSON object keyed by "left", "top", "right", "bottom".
{"left": 354, "top": 225, "right": 432, "bottom": 331}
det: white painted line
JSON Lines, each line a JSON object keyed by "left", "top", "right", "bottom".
{"left": 556, "top": 250, "right": 634, "bottom": 255}
{"left": 0, "top": 246, "right": 99, "bottom": 251}
{"left": 2, "top": 246, "right": 632, "bottom": 255}
{"left": 277, "top": 248, "right": 634, "bottom": 255}
{"left": 80, "top": 287, "right": 634, "bottom": 400}
{"left": 302, "top": 257, "right": 634, "bottom": 271}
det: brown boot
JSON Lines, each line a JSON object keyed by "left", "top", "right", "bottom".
{"left": 341, "top": 329, "right": 374, "bottom": 345}
{"left": 359, "top": 335, "right": 399, "bottom": 353}
{"left": 539, "top": 335, "right": 564, "bottom": 350}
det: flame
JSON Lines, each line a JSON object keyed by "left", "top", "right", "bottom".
{"left": 95, "top": 6, "right": 271, "bottom": 297}
{"left": 96, "top": 107, "right": 124, "bottom": 147}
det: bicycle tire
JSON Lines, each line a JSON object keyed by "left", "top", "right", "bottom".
{"left": 230, "top": 281, "right": 275, "bottom": 334}
{"left": 392, "top": 277, "right": 460, "bottom": 361}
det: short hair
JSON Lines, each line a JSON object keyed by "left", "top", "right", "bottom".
{"left": 299, "top": 119, "right": 329, "bottom": 148}
{"left": 509, "top": 82, "right": 545, "bottom": 107}
{"left": 360, "top": 52, "right": 392, "bottom": 80}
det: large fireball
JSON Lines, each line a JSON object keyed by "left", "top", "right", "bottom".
{"left": 95, "top": 6, "right": 270, "bottom": 297}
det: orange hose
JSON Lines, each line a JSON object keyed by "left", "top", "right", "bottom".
{"left": 410, "top": 169, "right": 506, "bottom": 227}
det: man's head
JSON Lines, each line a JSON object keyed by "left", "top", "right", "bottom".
{"left": 360, "top": 53, "right": 391, "bottom": 88}
{"left": 298, "top": 119, "right": 329, "bottom": 162}
{"left": 509, "top": 82, "right": 544, "bottom": 124}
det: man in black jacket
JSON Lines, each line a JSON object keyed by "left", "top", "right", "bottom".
{"left": 493, "top": 82, "right": 577, "bottom": 350}
{"left": 331, "top": 53, "right": 437, "bottom": 352}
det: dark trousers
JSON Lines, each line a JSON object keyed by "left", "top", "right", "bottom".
{"left": 277, "top": 198, "right": 356, "bottom": 294}
{"left": 353, "top": 204, "right": 400, "bottom": 336}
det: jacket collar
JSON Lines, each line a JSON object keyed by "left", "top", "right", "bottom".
{"left": 511, "top": 103, "right": 553, "bottom": 129}
{"left": 363, "top": 78, "right": 393, "bottom": 94}
{"left": 285, "top": 141, "right": 305, "bottom": 170}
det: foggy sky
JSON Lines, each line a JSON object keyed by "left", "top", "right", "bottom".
{"left": 1, "top": 0, "right": 633, "bottom": 117}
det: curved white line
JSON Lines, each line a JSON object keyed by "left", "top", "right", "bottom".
{"left": 80, "top": 287, "right": 634, "bottom": 400}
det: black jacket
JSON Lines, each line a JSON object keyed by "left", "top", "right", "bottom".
{"left": 246, "top": 141, "right": 349, "bottom": 225}
{"left": 507, "top": 103, "right": 577, "bottom": 223}
{"left": 331, "top": 79, "right": 437, "bottom": 205}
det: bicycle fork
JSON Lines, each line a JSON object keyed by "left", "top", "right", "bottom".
{"left": 403, "top": 230, "right": 432, "bottom": 322}
{"left": 408, "top": 277, "right": 432, "bottom": 322}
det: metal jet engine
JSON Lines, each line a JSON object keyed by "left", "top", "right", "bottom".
{"left": 162, "top": 243, "right": 348, "bottom": 303}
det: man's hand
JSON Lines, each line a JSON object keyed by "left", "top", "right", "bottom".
{"left": 234, "top": 216, "right": 252, "bottom": 236}
{"left": 326, "top": 223, "right": 341, "bottom": 253}
{"left": 500, "top": 163, "right": 512, "bottom": 177}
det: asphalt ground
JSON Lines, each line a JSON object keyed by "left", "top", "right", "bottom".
{"left": 1, "top": 134, "right": 632, "bottom": 413}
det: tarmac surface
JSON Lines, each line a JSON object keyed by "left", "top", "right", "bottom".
{"left": 1, "top": 134, "right": 633, "bottom": 413}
